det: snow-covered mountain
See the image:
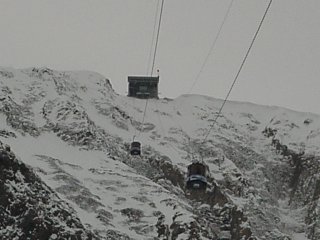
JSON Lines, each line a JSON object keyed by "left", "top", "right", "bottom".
{"left": 1, "top": 67, "right": 320, "bottom": 240}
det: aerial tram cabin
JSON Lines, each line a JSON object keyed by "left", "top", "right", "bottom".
{"left": 128, "top": 76, "right": 159, "bottom": 99}
{"left": 186, "top": 162, "right": 209, "bottom": 190}
{"left": 130, "top": 141, "right": 141, "bottom": 156}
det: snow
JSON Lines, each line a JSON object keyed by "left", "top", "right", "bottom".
{"left": 1, "top": 67, "right": 320, "bottom": 239}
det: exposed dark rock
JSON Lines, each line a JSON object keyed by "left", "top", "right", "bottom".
{"left": 0, "top": 129, "right": 16, "bottom": 138}
{"left": 120, "top": 208, "right": 144, "bottom": 222}
{"left": 0, "top": 141, "right": 97, "bottom": 239}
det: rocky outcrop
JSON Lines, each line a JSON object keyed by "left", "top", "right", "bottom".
{"left": 0, "top": 141, "right": 96, "bottom": 239}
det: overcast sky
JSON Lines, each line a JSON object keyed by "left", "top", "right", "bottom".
{"left": 1, "top": 0, "right": 319, "bottom": 114}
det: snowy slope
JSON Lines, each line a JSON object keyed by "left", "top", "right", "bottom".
{"left": 1, "top": 67, "right": 320, "bottom": 239}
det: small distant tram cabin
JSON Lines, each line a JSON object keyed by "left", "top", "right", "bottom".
{"left": 130, "top": 141, "right": 141, "bottom": 156}
{"left": 128, "top": 76, "right": 159, "bottom": 99}
{"left": 186, "top": 162, "right": 209, "bottom": 190}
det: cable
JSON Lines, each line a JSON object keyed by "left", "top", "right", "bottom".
{"left": 147, "top": 0, "right": 161, "bottom": 75}
{"left": 150, "top": 0, "right": 165, "bottom": 76}
{"left": 202, "top": 0, "right": 273, "bottom": 143}
{"left": 137, "top": 98, "right": 149, "bottom": 137}
{"left": 132, "top": 97, "right": 138, "bottom": 141}
{"left": 137, "top": 0, "right": 165, "bottom": 138}
{"left": 133, "top": 0, "right": 164, "bottom": 140}
{"left": 155, "top": 100, "right": 166, "bottom": 134}
{"left": 187, "top": 0, "right": 235, "bottom": 94}
{"left": 172, "top": 0, "right": 234, "bottom": 115}
{"left": 149, "top": 0, "right": 184, "bottom": 155}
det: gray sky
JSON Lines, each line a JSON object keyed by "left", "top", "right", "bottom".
{"left": 1, "top": 0, "right": 320, "bottom": 114}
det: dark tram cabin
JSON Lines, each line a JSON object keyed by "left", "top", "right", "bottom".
{"left": 186, "top": 162, "right": 209, "bottom": 190}
{"left": 130, "top": 141, "right": 141, "bottom": 156}
{"left": 128, "top": 76, "right": 159, "bottom": 99}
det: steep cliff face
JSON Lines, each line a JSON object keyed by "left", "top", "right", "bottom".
{"left": 1, "top": 67, "right": 320, "bottom": 239}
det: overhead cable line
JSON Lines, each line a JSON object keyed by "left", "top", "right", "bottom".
{"left": 137, "top": 98, "right": 149, "bottom": 138}
{"left": 149, "top": 0, "right": 185, "bottom": 155}
{"left": 187, "top": 0, "right": 235, "bottom": 94}
{"left": 173, "top": 0, "right": 234, "bottom": 117}
{"left": 202, "top": 0, "right": 273, "bottom": 143}
{"left": 137, "top": 0, "right": 165, "bottom": 138}
{"left": 132, "top": 97, "right": 138, "bottom": 141}
{"left": 146, "top": 0, "right": 161, "bottom": 75}
{"left": 170, "top": 0, "right": 235, "bottom": 156}
{"left": 150, "top": 0, "right": 165, "bottom": 76}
